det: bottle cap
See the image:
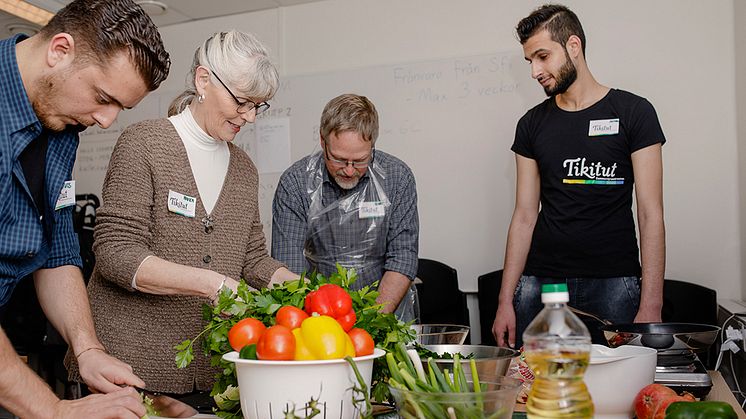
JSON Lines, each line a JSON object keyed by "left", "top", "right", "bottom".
{"left": 541, "top": 283, "right": 569, "bottom": 303}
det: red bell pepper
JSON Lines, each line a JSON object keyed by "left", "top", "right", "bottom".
{"left": 304, "top": 284, "right": 356, "bottom": 331}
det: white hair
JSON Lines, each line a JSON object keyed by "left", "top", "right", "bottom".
{"left": 169, "top": 30, "right": 279, "bottom": 116}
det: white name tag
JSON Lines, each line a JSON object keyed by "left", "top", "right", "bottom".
{"left": 55, "top": 180, "right": 75, "bottom": 210}
{"left": 359, "top": 201, "right": 385, "bottom": 219}
{"left": 167, "top": 190, "right": 197, "bottom": 218}
{"left": 588, "top": 118, "right": 620, "bottom": 136}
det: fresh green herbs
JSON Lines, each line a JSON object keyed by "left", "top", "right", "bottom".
{"left": 414, "top": 344, "right": 475, "bottom": 361}
{"left": 140, "top": 392, "right": 159, "bottom": 419}
{"left": 174, "top": 265, "right": 415, "bottom": 418}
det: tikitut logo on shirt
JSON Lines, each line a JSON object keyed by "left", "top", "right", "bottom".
{"left": 562, "top": 157, "right": 624, "bottom": 185}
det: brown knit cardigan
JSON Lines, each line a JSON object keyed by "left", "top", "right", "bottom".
{"left": 66, "top": 119, "right": 284, "bottom": 393}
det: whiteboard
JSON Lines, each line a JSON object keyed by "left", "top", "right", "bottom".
{"left": 73, "top": 50, "right": 543, "bottom": 292}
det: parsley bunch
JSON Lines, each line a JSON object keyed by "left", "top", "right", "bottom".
{"left": 174, "top": 264, "right": 415, "bottom": 418}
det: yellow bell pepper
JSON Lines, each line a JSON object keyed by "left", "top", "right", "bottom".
{"left": 293, "top": 315, "right": 355, "bottom": 360}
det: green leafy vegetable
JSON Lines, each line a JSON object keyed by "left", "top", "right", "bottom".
{"left": 414, "top": 344, "right": 475, "bottom": 360}
{"left": 140, "top": 392, "right": 159, "bottom": 419}
{"left": 388, "top": 342, "right": 492, "bottom": 419}
{"left": 174, "top": 264, "right": 415, "bottom": 418}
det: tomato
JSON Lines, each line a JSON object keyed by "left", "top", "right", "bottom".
{"left": 256, "top": 325, "right": 296, "bottom": 360}
{"left": 228, "top": 318, "right": 266, "bottom": 351}
{"left": 347, "top": 328, "right": 375, "bottom": 356}
{"left": 634, "top": 384, "right": 696, "bottom": 419}
{"left": 275, "top": 305, "right": 309, "bottom": 330}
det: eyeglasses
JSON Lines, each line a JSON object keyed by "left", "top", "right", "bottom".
{"left": 210, "top": 70, "right": 270, "bottom": 115}
{"left": 323, "top": 142, "right": 375, "bottom": 169}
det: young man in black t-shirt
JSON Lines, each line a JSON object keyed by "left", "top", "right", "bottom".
{"left": 492, "top": 4, "right": 666, "bottom": 348}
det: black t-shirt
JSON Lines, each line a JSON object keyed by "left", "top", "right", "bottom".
{"left": 511, "top": 89, "right": 665, "bottom": 278}
{"left": 19, "top": 131, "right": 49, "bottom": 215}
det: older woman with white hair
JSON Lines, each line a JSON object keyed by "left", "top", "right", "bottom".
{"left": 66, "top": 30, "right": 298, "bottom": 395}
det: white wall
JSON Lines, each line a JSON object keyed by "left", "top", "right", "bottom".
{"left": 146, "top": 1, "right": 742, "bottom": 312}
{"left": 736, "top": 0, "right": 746, "bottom": 301}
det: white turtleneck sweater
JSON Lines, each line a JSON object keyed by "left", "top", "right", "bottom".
{"left": 168, "top": 107, "right": 229, "bottom": 214}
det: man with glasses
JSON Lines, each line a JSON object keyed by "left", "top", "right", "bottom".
{"left": 272, "top": 94, "right": 420, "bottom": 321}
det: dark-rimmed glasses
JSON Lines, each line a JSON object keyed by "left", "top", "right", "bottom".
{"left": 211, "top": 70, "right": 270, "bottom": 115}
{"left": 323, "top": 142, "right": 375, "bottom": 169}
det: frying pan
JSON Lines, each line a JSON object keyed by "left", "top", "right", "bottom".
{"left": 569, "top": 306, "right": 720, "bottom": 352}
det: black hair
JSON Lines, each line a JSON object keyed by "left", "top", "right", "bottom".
{"left": 516, "top": 4, "right": 586, "bottom": 56}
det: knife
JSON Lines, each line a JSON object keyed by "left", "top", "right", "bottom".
{"left": 134, "top": 386, "right": 199, "bottom": 418}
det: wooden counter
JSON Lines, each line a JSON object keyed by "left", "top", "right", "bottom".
{"left": 160, "top": 371, "right": 745, "bottom": 418}
{"left": 707, "top": 371, "right": 746, "bottom": 419}
{"left": 513, "top": 371, "right": 744, "bottom": 418}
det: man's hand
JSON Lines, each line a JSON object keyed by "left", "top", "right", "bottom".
{"left": 376, "top": 271, "right": 411, "bottom": 314}
{"left": 492, "top": 304, "right": 516, "bottom": 348}
{"left": 77, "top": 349, "right": 145, "bottom": 393}
{"left": 633, "top": 304, "right": 662, "bottom": 323}
{"left": 53, "top": 387, "right": 146, "bottom": 419}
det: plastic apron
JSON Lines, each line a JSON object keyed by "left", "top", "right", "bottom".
{"left": 302, "top": 152, "right": 417, "bottom": 322}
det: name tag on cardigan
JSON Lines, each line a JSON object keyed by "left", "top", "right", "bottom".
{"left": 168, "top": 190, "right": 197, "bottom": 218}
{"left": 55, "top": 180, "right": 75, "bottom": 210}
{"left": 359, "top": 201, "right": 385, "bottom": 219}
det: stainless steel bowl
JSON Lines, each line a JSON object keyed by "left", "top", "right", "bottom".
{"left": 412, "top": 324, "right": 470, "bottom": 345}
{"left": 420, "top": 344, "right": 519, "bottom": 378}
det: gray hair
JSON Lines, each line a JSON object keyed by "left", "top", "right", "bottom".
{"left": 320, "top": 94, "right": 379, "bottom": 145}
{"left": 168, "top": 30, "right": 279, "bottom": 116}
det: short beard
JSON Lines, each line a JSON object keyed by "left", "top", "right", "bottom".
{"left": 333, "top": 173, "right": 361, "bottom": 190}
{"left": 32, "top": 73, "right": 65, "bottom": 131}
{"left": 544, "top": 48, "right": 577, "bottom": 96}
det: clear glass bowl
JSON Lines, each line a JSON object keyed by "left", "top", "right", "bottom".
{"left": 419, "top": 344, "right": 520, "bottom": 380}
{"left": 388, "top": 375, "right": 521, "bottom": 419}
{"left": 413, "top": 324, "right": 470, "bottom": 345}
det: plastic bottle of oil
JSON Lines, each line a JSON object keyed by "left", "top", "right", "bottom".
{"left": 523, "top": 283, "right": 593, "bottom": 419}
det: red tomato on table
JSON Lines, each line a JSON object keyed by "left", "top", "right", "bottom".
{"left": 347, "top": 328, "right": 375, "bottom": 356}
{"left": 228, "top": 318, "right": 266, "bottom": 351}
{"left": 256, "top": 325, "right": 296, "bottom": 360}
{"left": 275, "top": 306, "right": 309, "bottom": 330}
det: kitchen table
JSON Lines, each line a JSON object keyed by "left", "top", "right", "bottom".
{"left": 511, "top": 370, "right": 744, "bottom": 418}
{"left": 158, "top": 370, "right": 744, "bottom": 418}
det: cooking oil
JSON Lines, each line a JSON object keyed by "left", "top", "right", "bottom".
{"left": 524, "top": 350, "right": 593, "bottom": 418}
{"left": 522, "top": 283, "right": 594, "bottom": 419}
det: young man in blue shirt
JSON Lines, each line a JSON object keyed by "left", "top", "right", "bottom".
{"left": 0, "top": 1, "right": 170, "bottom": 417}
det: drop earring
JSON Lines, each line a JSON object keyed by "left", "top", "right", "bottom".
{"left": 197, "top": 94, "right": 205, "bottom": 103}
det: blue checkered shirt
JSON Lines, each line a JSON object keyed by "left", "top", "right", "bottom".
{"left": 272, "top": 150, "right": 419, "bottom": 288}
{"left": 0, "top": 35, "right": 82, "bottom": 307}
